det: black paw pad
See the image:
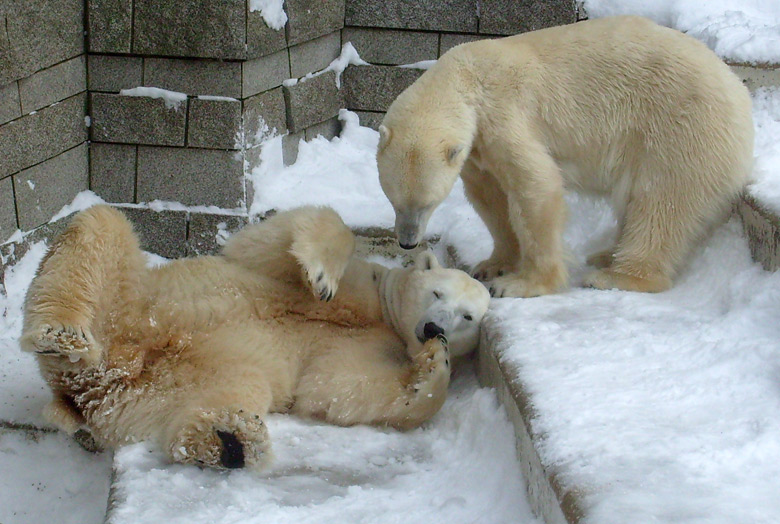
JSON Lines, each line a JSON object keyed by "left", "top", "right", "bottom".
{"left": 216, "top": 430, "right": 245, "bottom": 469}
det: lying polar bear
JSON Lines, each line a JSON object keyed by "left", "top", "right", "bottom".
{"left": 21, "top": 205, "right": 489, "bottom": 470}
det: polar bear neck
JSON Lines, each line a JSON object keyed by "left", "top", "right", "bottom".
{"left": 375, "top": 266, "right": 409, "bottom": 339}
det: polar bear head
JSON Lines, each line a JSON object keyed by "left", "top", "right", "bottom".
{"left": 376, "top": 84, "right": 475, "bottom": 250}
{"left": 380, "top": 251, "right": 490, "bottom": 358}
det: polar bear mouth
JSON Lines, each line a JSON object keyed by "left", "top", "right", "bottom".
{"left": 415, "top": 321, "right": 445, "bottom": 343}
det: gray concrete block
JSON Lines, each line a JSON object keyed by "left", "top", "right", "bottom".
{"left": 0, "top": 0, "right": 84, "bottom": 85}
{"left": 19, "top": 56, "right": 86, "bottom": 113}
{"left": 343, "top": 28, "right": 437, "bottom": 65}
{"left": 144, "top": 58, "right": 242, "bottom": 98}
{"left": 136, "top": 146, "right": 244, "bottom": 208}
{"left": 90, "top": 92, "right": 187, "bottom": 146}
{"left": 286, "top": 0, "right": 345, "bottom": 46}
{"left": 242, "top": 87, "right": 288, "bottom": 149}
{"left": 87, "top": 0, "right": 132, "bottom": 53}
{"left": 187, "top": 97, "right": 242, "bottom": 150}
{"left": 354, "top": 110, "right": 384, "bottom": 131}
{"left": 88, "top": 55, "right": 143, "bottom": 92}
{"left": 89, "top": 142, "right": 136, "bottom": 203}
{"left": 242, "top": 49, "right": 290, "bottom": 98}
{"left": 187, "top": 212, "right": 248, "bottom": 256}
{"left": 120, "top": 207, "right": 188, "bottom": 259}
{"left": 0, "top": 217, "right": 70, "bottom": 275}
{"left": 342, "top": 65, "right": 422, "bottom": 112}
{"left": 13, "top": 143, "right": 88, "bottom": 231}
{"left": 345, "top": 0, "right": 478, "bottom": 33}
{"left": 247, "top": 9, "right": 288, "bottom": 58}
{"left": 0, "top": 81, "right": 21, "bottom": 125}
{"left": 133, "top": 0, "right": 246, "bottom": 59}
{"left": 289, "top": 31, "right": 341, "bottom": 78}
{"left": 282, "top": 131, "right": 303, "bottom": 165}
{"left": 0, "top": 93, "right": 87, "bottom": 178}
{"left": 283, "top": 70, "right": 344, "bottom": 133}
{"left": 479, "top": 0, "right": 576, "bottom": 35}
{"left": 440, "top": 33, "right": 488, "bottom": 55}
{"left": 0, "top": 176, "right": 17, "bottom": 241}
{"left": 304, "top": 116, "right": 340, "bottom": 141}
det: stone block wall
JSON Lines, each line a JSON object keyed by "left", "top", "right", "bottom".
{"left": 0, "top": 0, "right": 88, "bottom": 239}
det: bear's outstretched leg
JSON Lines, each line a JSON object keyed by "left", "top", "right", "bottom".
{"left": 461, "top": 159, "right": 520, "bottom": 281}
{"left": 223, "top": 206, "right": 355, "bottom": 301}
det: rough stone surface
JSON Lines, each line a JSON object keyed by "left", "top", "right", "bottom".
{"left": 13, "top": 144, "right": 89, "bottom": 231}
{"left": 737, "top": 195, "right": 780, "bottom": 271}
{"left": 354, "top": 110, "right": 384, "bottom": 130}
{"left": 0, "top": 218, "right": 69, "bottom": 274}
{"left": 136, "top": 146, "right": 244, "bottom": 208}
{"left": 289, "top": 31, "right": 342, "bottom": 79}
{"left": 90, "top": 92, "right": 187, "bottom": 146}
{"left": 187, "top": 97, "right": 242, "bottom": 149}
{"left": 286, "top": 0, "right": 345, "bottom": 46}
{"left": 242, "top": 49, "right": 290, "bottom": 98}
{"left": 19, "top": 56, "right": 86, "bottom": 113}
{"left": 242, "top": 87, "right": 288, "bottom": 148}
{"left": 0, "top": 176, "right": 16, "bottom": 241}
{"left": 343, "top": 28, "right": 437, "bottom": 65}
{"left": 282, "top": 131, "right": 303, "bottom": 166}
{"left": 305, "top": 117, "right": 341, "bottom": 141}
{"left": 479, "top": 0, "right": 576, "bottom": 35}
{"left": 283, "top": 71, "right": 344, "bottom": 133}
{"left": 342, "top": 65, "right": 422, "bottom": 112}
{"left": 120, "top": 207, "right": 188, "bottom": 259}
{"left": 88, "top": 0, "right": 132, "bottom": 53}
{"left": 0, "top": 81, "right": 21, "bottom": 126}
{"left": 0, "top": 0, "right": 84, "bottom": 85}
{"left": 247, "top": 9, "right": 288, "bottom": 58}
{"left": 0, "top": 93, "right": 87, "bottom": 178}
{"left": 144, "top": 58, "right": 242, "bottom": 98}
{"left": 345, "top": 0, "right": 478, "bottom": 33}
{"left": 731, "top": 65, "right": 780, "bottom": 93}
{"left": 440, "top": 33, "right": 488, "bottom": 55}
{"left": 133, "top": 0, "right": 246, "bottom": 59}
{"left": 187, "top": 212, "right": 249, "bottom": 256}
{"left": 89, "top": 143, "right": 136, "bottom": 203}
{"left": 88, "top": 55, "right": 143, "bottom": 92}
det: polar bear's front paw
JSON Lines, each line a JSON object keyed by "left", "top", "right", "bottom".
{"left": 25, "top": 323, "right": 102, "bottom": 365}
{"left": 170, "top": 409, "right": 272, "bottom": 471}
{"left": 488, "top": 269, "right": 567, "bottom": 298}
{"left": 303, "top": 261, "right": 339, "bottom": 302}
{"left": 411, "top": 335, "right": 450, "bottom": 392}
{"left": 471, "top": 259, "right": 513, "bottom": 282}
{"left": 583, "top": 268, "right": 672, "bottom": 293}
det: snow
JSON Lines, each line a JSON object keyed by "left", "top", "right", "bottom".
{"left": 119, "top": 87, "right": 188, "bottom": 110}
{"left": 286, "top": 43, "right": 369, "bottom": 89}
{"left": 748, "top": 87, "right": 780, "bottom": 212}
{"left": 249, "top": 0, "right": 287, "bottom": 31}
{"left": 584, "top": 0, "right": 780, "bottom": 64}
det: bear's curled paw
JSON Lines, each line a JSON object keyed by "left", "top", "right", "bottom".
{"left": 25, "top": 323, "right": 102, "bottom": 365}
{"left": 303, "top": 261, "right": 339, "bottom": 302}
{"left": 410, "top": 335, "right": 450, "bottom": 395}
{"left": 169, "top": 408, "right": 272, "bottom": 471}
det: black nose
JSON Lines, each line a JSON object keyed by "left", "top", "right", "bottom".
{"left": 423, "top": 322, "right": 445, "bottom": 340}
{"left": 399, "top": 241, "right": 418, "bottom": 250}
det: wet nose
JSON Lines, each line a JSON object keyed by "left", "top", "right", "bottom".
{"left": 399, "top": 241, "right": 418, "bottom": 250}
{"left": 423, "top": 322, "right": 445, "bottom": 340}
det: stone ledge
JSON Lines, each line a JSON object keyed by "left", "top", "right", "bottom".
{"left": 735, "top": 193, "right": 780, "bottom": 271}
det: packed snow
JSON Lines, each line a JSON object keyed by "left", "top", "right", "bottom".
{"left": 584, "top": 0, "right": 780, "bottom": 64}
{"left": 119, "top": 87, "right": 188, "bottom": 110}
{"left": 249, "top": 0, "right": 287, "bottom": 31}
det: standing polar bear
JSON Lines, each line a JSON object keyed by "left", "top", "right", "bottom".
{"left": 377, "top": 16, "right": 754, "bottom": 297}
{"left": 21, "top": 205, "right": 489, "bottom": 470}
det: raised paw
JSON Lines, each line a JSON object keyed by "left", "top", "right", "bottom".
{"left": 169, "top": 408, "right": 271, "bottom": 471}
{"left": 24, "top": 323, "right": 102, "bottom": 365}
{"left": 303, "top": 262, "right": 339, "bottom": 302}
{"left": 412, "top": 334, "right": 451, "bottom": 388}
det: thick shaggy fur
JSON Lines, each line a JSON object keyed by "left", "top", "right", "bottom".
{"left": 21, "top": 205, "right": 489, "bottom": 470}
{"left": 377, "top": 16, "right": 754, "bottom": 297}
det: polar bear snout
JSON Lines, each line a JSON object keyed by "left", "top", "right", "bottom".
{"left": 422, "top": 322, "right": 445, "bottom": 341}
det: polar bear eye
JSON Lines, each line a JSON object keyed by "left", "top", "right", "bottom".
{"left": 463, "top": 314, "right": 473, "bottom": 321}
{"left": 433, "top": 290, "right": 442, "bottom": 299}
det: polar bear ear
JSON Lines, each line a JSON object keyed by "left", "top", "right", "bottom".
{"left": 446, "top": 144, "right": 465, "bottom": 165}
{"left": 414, "top": 250, "right": 440, "bottom": 271}
{"left": 378, "top": 125, "right": 392, "bottom": 151}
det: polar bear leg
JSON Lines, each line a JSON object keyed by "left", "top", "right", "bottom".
{"left": 21, "top": 205, "right": 146, "bottom": 367}
{"left": 486, "top": 143, "right": 569, "bottom": 298}
{"left": 461, "top": 159, "right": 520, "bottom": 281}
{"left": 223, "top": 206, "right": 355, "bottom": 301}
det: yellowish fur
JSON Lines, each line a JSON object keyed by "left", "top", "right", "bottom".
{"left": 377, "top": 16, "right": 754, "bottom": 297}
{"left": 20, "top": 205, "right": 489, "bottom": 470}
